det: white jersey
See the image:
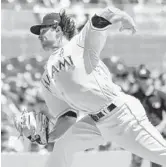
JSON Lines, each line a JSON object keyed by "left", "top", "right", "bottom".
{"left": 40, "top": 81, "right": 80, "bottom": 119}
{"left": 41, "top": 17, "right": 122, "bottom": 118}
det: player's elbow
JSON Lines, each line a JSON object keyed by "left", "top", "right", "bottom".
{"left": 91, "top": 14, "right": 112, "bottom": 29}
{"left": 61, "top": 111, "right": 77, "bottom": 118}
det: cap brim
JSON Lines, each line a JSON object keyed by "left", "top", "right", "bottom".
{"left": 30, "top": 25, "right": 45, "bottom": 35}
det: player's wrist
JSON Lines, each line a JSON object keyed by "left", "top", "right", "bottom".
{"left": 100, "top": 7, "right": 125, "bottom": 24}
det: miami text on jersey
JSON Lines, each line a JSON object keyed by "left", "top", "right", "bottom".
{"left": 42, "top": 73, "right": 51, "bottom": 92}
{"left": 51, "top": 55, "right": 74, "bottom": 78}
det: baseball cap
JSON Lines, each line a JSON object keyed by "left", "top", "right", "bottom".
{"left": 115, "top": 63, "right": 129, "bottom": 76}
{"left": 135, "top": 65, "right": 150, "bottom": 79}
{"left": 30, "top": 13, "right": 61, "bottom": 35}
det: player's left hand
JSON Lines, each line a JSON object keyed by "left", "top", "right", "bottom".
{"left": 119, "top": 12, "right": 137, "bottom": 34}
{"left": 108, "top": 8, "right": 137, "bottom": 34}
{"left": 14, "top": 110, "right": 50, "bottom": 145}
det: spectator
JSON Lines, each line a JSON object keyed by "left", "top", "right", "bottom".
{"left": 1, "top": 125, "right": 24, "bottom": 152}
{"left": 130, "top": 66, "right": 166, "bottom": 167}
{"left": 113, "top": 62, "right": 130, "bottom": 93}
{"left": 130, "top": 64, "right": 152, "bottom": 102}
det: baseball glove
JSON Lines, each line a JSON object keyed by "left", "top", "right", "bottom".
{"left": 14, "top": 109, "right": 50, "bottom": 145}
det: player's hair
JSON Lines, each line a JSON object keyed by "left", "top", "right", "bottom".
{"left": 59, "top": 10, "right": 77, "bottom": 41}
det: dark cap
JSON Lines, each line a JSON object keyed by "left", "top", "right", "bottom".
{"left": 135, "top": 65, "right": 150, "bottom": 79}
{"left": 115, "top": 63, "right": 129, "bottom": 76}
{"left": 30, "top": 13, "right": 61, "bottom": 35}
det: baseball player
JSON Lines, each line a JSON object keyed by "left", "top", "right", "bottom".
{"left": 15, "top": 7, "right": 166, "bottom": 167}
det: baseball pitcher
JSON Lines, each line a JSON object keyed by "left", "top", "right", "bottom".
{"left": 15, "top": 6, "right": 166, "bottom": 167}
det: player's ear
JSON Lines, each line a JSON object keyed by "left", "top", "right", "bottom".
{"left": 55, "top": 26, "right": 63, "bottom": 37}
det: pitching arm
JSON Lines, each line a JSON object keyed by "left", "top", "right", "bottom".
{"left": 76, "top": 7, "right": 136, "bottom": 74}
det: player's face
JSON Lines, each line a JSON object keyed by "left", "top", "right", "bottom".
{"left": 138, "top": 78, "right": 153, "bottom": 93}
{"left": 39, "top": 25, "right": 62, "bottom": 50}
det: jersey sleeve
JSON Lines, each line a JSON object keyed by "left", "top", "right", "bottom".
{"left": 77, "top": 14, "right": 112, "bottom": 48}
{"left": 76, "top": 14, "right": 112, "bottom": 74}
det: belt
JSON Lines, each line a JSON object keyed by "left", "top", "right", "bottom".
{"left": 90, "top": 103, "right": 117, "bottom": 122}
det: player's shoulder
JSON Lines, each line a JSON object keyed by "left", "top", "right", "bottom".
{"left": 47, "top": 48, "right": 65, "bottom": 67}
{"left": 49, "top": 48, "right": 64, "bottom": 59}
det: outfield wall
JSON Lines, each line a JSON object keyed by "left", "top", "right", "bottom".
{"left": 1, "top": 151, "right": 153, "bottom": 167}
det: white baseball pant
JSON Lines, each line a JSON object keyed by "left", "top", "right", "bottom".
{"left": 45, "top": 94, "right": 166, "bottom": 167}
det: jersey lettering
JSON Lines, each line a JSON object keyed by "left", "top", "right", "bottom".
{"left": 52, "top": 66, "right": 59, "bottom": 78}
{"left": 59, "top": 57, "right": 71, "bottom": 70}
{"left": 43, "top": 74, "right": 51, "bottom": 86}
{"left": 42, "top": 74, "right": 51, "bottom": 92}
{"left": 52, "top": 55, "right": 74, "bottom": 78}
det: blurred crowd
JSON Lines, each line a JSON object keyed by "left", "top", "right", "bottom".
{"left": 1, "top": 55, "right": 50, "bottom": 153}
{"left": 2, "top": 0, "right": 166, "bottom": 9}
{"left": 103, "top": 56, "right": 166, "bottom": 153}
{"left": 1, "top": 53, "right": 166, "bottom": 153}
